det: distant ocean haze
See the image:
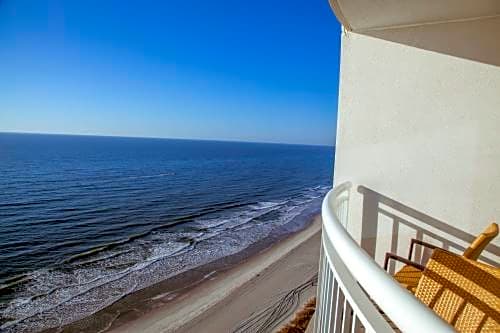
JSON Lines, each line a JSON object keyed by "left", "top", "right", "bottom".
{"left": 0, "top": 133, "right": 333, "bottom": 332}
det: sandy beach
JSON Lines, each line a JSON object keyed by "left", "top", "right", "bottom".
{"left": 109, "top": 216, "right": 321, "bottom": 333}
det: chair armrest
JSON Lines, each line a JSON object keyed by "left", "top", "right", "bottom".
{"left": 409, "top": 238, "right": 439, "bottom": 260}
{"left": 384, "top": 252, "right": 426, "bottom": 271}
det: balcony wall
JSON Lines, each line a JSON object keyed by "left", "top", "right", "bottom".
{"left": 333, "top": 16, "right": 500, "bottom": 264}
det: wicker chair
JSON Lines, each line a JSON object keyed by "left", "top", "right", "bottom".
{"left": 415, "top": 249, "right": 500, "bottom": 332}
{"left": 384, "top": 223, "right": 498, "bottom": 293}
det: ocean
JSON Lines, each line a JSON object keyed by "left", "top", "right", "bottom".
{"left": 0, "top": 133, "right": 333, "bottom": 332}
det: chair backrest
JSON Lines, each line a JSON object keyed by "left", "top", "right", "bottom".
{"left": 415, "top": 249, "right": 500, "bottom": 332}
{"left": 462, "top": 223, "right": 499, "bottom": 260}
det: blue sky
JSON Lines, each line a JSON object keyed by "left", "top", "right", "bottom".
{"left": 0, "top": 0, "right": 341, "bottom": 145}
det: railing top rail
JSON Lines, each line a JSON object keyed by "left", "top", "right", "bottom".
{"left": 322, "top": 182, "right": 454, "bottom": 333}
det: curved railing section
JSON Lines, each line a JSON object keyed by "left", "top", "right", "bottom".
{"left": 314, "top": 182, "right": 454, "bottom": 333}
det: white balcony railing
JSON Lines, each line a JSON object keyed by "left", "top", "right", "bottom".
{"left": 314, "top": 182, "right": 454, "bottom": 333}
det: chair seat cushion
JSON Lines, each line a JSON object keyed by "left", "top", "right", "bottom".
{"left": 415, "top": 249, "right": 500, "bottom": 333}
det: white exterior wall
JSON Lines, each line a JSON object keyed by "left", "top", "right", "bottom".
{"left": 333, "top": 17, "right": 500, "bottom": 265}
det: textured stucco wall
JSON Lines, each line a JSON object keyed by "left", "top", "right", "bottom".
{"left": 333, "top": 18, "right": 500, "bottom": 265}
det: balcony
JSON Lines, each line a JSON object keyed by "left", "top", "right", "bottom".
{"left": 314, "top": 182, "right": 457, "bottom": 333}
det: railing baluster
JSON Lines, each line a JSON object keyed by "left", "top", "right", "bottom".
{"left": 322, "top": 256, "right": 331, "bottom": 332}
{"left": 323, "top": 268, "right": 331, "bottom": 333}
{"left": 350, "top": 314, "right": 357, "bottom": 333}
{"left": 321, "top": 259, "right": 330, "bottom": 332}
{"left": 341, "top": 299, "right": 353, "bottom": 333}
{"left": 328, "top": 278, "right": 339, "bottom": 333}
{"left": 333, "top": 286, "right": 345, "bottom": 333}
{"left": 321, "top": 257, "right": 330, "bottom": 331}
{"left": 316, "top": 251, "right": 326, "bottom": 330}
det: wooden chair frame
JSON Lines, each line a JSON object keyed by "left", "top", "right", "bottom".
{"left": 384, "top": 238, "right": 438, "bottom": 272}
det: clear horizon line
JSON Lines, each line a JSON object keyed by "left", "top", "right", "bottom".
{"left": 0, "top": 130, "right": 335, "bottom": 148}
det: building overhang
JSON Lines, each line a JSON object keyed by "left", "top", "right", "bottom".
{"left": 329, "top": 0, "right": 500, "bottom": 32}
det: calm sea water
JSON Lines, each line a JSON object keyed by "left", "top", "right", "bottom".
{"left": 0, "top": 133, "right": 333, "bottom": 332}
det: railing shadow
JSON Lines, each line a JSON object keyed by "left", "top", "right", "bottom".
{"left": 358, "top": 185, "right": 500, "bottom": 270}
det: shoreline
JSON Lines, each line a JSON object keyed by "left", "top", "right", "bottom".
{"left": 175, "top": 218, "right": 321, "bottom": 333}
{"left": 48, "top": 214, "right": 322, "bottom": 333}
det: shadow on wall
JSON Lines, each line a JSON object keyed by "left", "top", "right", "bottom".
{"left": 357, "top": 185, "right": 500, "bottom": 272}
{"left": 363, "top": 16, "right": 500, "bottom": 68}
